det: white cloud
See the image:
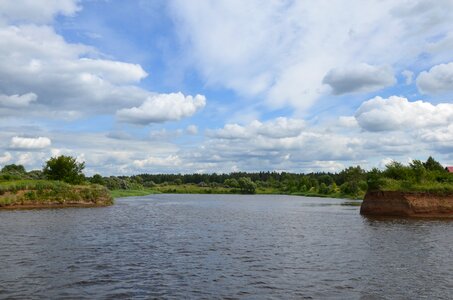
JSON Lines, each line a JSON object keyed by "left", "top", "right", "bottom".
{"left": 355, "top": 96, "right": 453, "bottom": 131}
{"left": 149, "top": 129, "right": 182, "bottom": 140}
{"left": 186, "top": 125, "right": 198, "bottom": 135}
{"left": 337, "top": 116, "right": 359, "bottom": 128}
{"left": 416, "top": 62, "right": 453, "bottom": 94}
{"left": 133, "top": 155, "right": 181, "bottom": 168}
{"left": 0, "top": 0, "right": 80, "bottom": 24}
{"left": 117, "top": 93, "right": 206, "bottom": 125}
{"left": 0, "top": 23, "right": 153, "bottom": 117}
{"left": 0, "top": 152, "right": 12, "bottom": 164}
{"left": 17, "top": 152, "right": 34, "bottom": 166}
{"left": 209, "top": 117, "right": 305, "bottom": 140}
{"left": 402, "top": 70, "right": 414, "bottom": 85}
{"left": 10, "top": 136, "right": 51, "bottom": 150}
{"left": 418, "top": 125, "right": 453, "bottom": 153}
{"left": 0, "top": 92, "right": 37, "bottom": 108}
{"left": 169, "top": 0, "right": 453, "bottom": 111}
{"left": 323, "top": 64, "right": 395, "bottom": 95}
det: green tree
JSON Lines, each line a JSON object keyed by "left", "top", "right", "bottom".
{"left": 384, "top": 161, "right": 410, "bottom": 180}
{"left": 367, "top": 167, "right": 384, "bottom": 190}
{"left": 224, "top": 178, "right": 239, "bottom": 188}
{"left": 90, "top": 174, "right": 105, "bottom": 185}
{"left": 423, "top": 156, "right": 445, "bottom": 172}
{"left": 409, "top": 160, "right": 426, "bottom": 183}
{"left": 237, "top": 177, "right": 257, "bottom": 194}
{"left": 43, "top": 155, "right": 85, "bottom": 184}
{"left": 1, "top": 164, "right": 26, "bottom": 174}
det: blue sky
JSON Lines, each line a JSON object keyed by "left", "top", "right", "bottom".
{"left": 0, "top": 0, "right": 453, "bottom": 175}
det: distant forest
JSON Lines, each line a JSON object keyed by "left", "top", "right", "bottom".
{"left": 2, "top": 156, "right": 452, "bottom": 198}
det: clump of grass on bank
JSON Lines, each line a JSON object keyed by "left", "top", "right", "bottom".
{"left": 110, "top": 188, "right": 160, "bottom": 198}
{"left": 374, "top": 178, "right": 453, "bottom": 195}
{"left": 0, "top": 180, "right": 113, "bottom": 207}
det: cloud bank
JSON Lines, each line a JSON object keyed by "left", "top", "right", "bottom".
{"left": 417, "top": 62, "right": 453, "bottom": 95}
{"left": 117, "top": 93, "right": 206, "bottom": 125}
{"left": 355, "top": 96, "right": 453, "bottom": 132}
{"left": 10, "top": 136, "right": 51, "bottom": 150}
{"left": 323, "top": 64, "right": 395, "bottom": 95}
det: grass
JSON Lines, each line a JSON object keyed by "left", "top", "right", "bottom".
{"left": 110, "top": 188, "right": 161, "bottom": 198}
{"left": 376, "top": 178, "right": 453, "bottom": 195}
{"left": 110, "top": 183, "right": 363, "bottom": 200}
{"left": 0, "top": 180, "right": 113, "bottom": 207}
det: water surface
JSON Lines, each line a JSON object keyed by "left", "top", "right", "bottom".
{"left": 1, "top": 194, "right": 452, "bottom": 299}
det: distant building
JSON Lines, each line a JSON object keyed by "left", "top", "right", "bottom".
{"left": 446, "top": 167, "right": 453, "bottom": 173}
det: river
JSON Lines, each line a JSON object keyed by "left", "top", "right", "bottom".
{"left": 0, "top": 194, "right": 452, "bottom": 299}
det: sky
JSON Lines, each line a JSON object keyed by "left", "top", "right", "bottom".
{"left": 0, "top": 0, "right": 453, "bottom": 175}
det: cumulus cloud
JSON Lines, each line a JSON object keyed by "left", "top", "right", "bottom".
{"left": 0, "top": 92, "right": 37, "bottom": 108}
{"left": 117, "top": 93, "right": 206, "bottom": 125}
{"left": 209, "top": 117, "right": 305, "bottom": 140}
{"left": 0, "top": 152, "right": 12, "bottom": 164}
{"left": 337, "top": 116, "right": 359, "bottom": 128}
{"left": 0, "top": 0, "right": 80, "bottom": 24}
{"left": 168, "top": 0, "right": 453, "bottom": 111}
{"left": 416, "top": 62, "right": 453, "bottom": 94}
{"left": 0, "top": 24, "right": 153, "bottom": 115}
{"left": 323, "top": 64, "right": 396, "bottom": 95}
{"left": 355, "top": 96, "right": 453, "bottom": 131}
{"left": 186, "top": 125, "right": 198, "bottom": 135}
{"left": 10, "top": 136, "right": 51, "bottom": 150}
{"left": 401, "top": 70, "right": 414, "bottom": 85}
{"left": 133, "top": 155, "right": 181, "bottom": 168}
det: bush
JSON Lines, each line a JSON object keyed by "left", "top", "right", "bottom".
{"left": 43, "top": 155, "right": 85, "bottom": 184}
{"left": 238, "top": 177, "right": 257, "bottom": 194}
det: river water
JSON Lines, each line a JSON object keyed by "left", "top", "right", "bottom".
{"left": 0, "top": 194, "right": 452, "bottom": 299}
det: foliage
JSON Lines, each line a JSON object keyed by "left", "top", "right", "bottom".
{"left": 90, "top": 174, "right": 105, "bottom": 185}
{"left": 424, "top": 156, "right": 445, "bottom": 172}
{"left": 0, "top": 180, "right": 113, "bottom": 207}
{"left": 1, "top": 164, "right": 26, "bottom": 174}
{"left": 43, "top": 155, "right": 85, "bottom": 184}
{"left": 237, "top": 177, "right": 257, "bottom": 194}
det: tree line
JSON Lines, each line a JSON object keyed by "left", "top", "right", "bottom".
{"left": 1, "top": 155, "right": 452, "bottom": 196}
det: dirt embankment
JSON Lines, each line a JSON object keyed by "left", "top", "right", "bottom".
{"left": 360, "top": 191, "right": 453, "bottom": 217}
{"left": 0, "top": 186, "right": 113, "bottom": 210}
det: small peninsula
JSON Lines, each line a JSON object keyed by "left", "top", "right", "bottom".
{"left": 360, "top": 191, "right": 453, "bottom": 218}
{"left": 0, "top": 156, "right": 113, "bottom": 209}
{"left": 360, "top": 158, "right": 453, "bottom": 218}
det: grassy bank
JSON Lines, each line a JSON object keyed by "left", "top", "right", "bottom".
{"left": 110, "top": 188, "right": 161, "bottom": 198}
{"left": 110, "top": 183, "right": 362, "bottom": 199}
{"left": 373, "top": 178, "right": 453, "bottom": 195}
{"left": 0, "top": 180, "right": 113, "bottom": 208}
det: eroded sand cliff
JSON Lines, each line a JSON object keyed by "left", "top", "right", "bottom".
{"left": 360, "top": 191, "right": 453, "bottom": 217}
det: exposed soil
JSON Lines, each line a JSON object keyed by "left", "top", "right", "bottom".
{"left": 360, "top": 191, "right": 453, "bottom": 218}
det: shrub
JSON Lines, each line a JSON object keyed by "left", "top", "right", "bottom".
{"left": 43, "top": 155, "right": 85, "bottom": 184}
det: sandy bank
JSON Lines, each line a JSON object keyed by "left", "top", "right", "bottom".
{"left": 360, "top": 191, "right": 453, "bottom": 218}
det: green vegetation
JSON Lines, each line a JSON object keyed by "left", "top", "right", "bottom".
{"left": 1, "top": 156, "right": 452, "bottom": 206}
{"left": 367, "top": 157, "right": 453, "bottom": 194}
{"left": 0, "top": 180, "right": 112, "bottom": 207}
{"left": 109, "top": 188, "right": 160, "bottom": 198}
{"left": 98, "top": 156, "right": 453, "bottom": 200}
{"left": 0, "top": 156, "right": 112, "bottom": 208}
{"left": 43, "top": 155, "right": 85, "bottom": 184}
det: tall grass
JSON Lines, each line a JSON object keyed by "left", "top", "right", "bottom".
{"left": 0, "top": 180, "right": 113, "bottom": 207}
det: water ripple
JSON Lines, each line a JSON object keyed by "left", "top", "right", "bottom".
{"left": 0, "top": 194, "right": 452, "bottom": 299}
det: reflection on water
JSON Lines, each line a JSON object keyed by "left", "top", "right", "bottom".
{"left": 0, "top": 194, "right": 452, "bottom": 299}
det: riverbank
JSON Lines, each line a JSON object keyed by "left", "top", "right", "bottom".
{"left": 109, "top": 183, "right": 363, "bottom": 199}
{"left": 0, "top": 180, "right": 113, "bottom": 209}
{"left": 360, "top": 190, "right": 453, "bottom": 217}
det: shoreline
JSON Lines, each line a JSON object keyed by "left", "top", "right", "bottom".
{"left": 0, "top": 202, "right": 112, "bottom": 210}
{"left": 360, "top": 190, "right": 453, "bottom": 218}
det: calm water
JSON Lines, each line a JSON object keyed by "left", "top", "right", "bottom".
{"left": 0, "top": 194, "right": 452, "bottom": 299}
